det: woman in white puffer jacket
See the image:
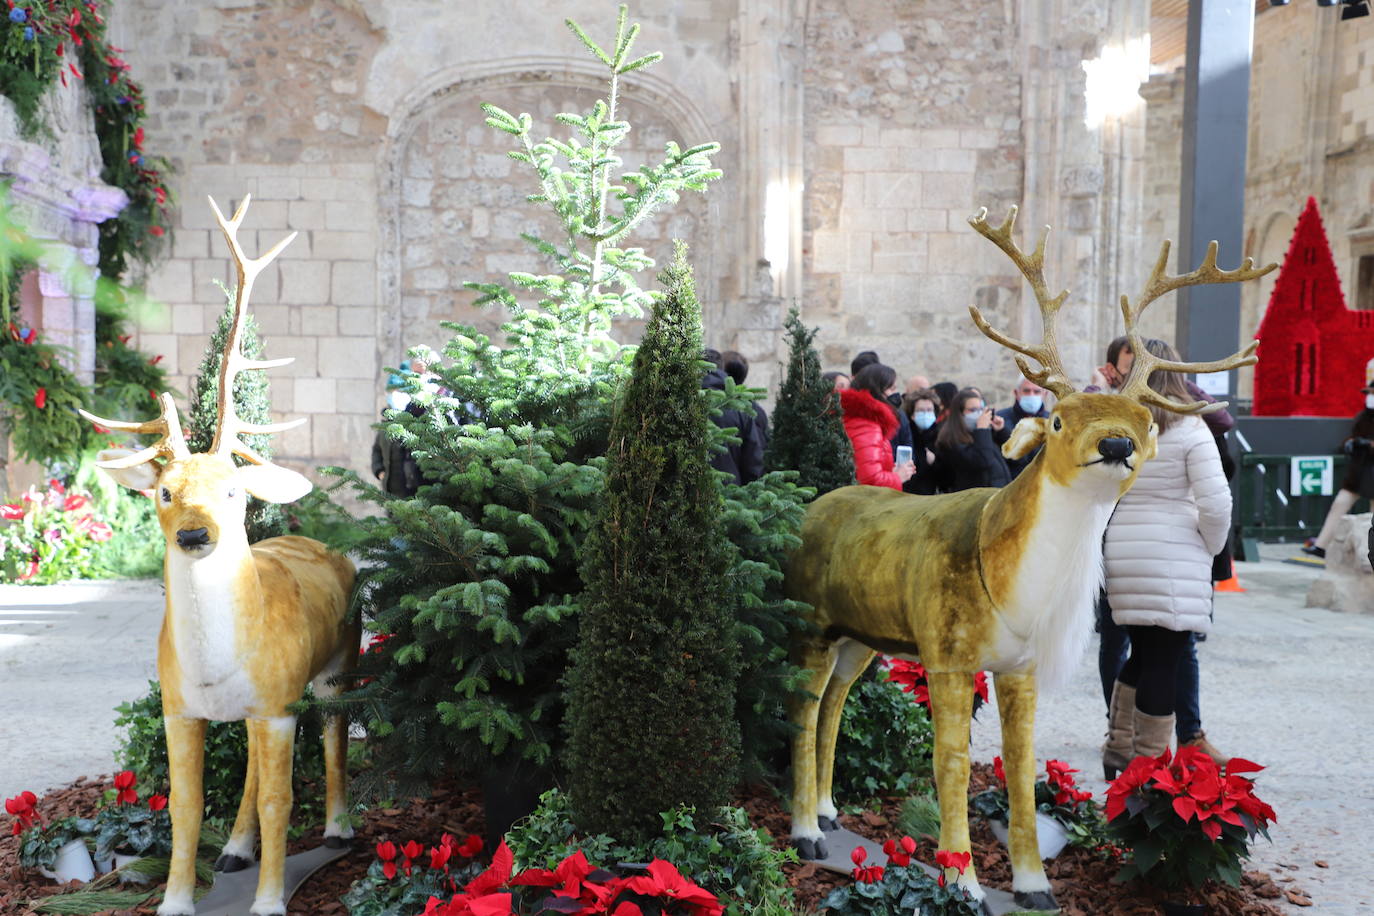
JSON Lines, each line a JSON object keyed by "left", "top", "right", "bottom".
{"left": 1101, "top": 339, "right": 1232, "bottom": 777}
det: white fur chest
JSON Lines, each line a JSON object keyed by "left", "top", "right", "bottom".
{"left": 164, "top": 551, "right": 260, "bottom": 721}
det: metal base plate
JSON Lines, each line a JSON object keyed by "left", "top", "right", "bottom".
{"left": 190, "top": 844, "right": 351, "bottom": 915}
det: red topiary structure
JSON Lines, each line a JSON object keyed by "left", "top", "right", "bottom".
{"left": 1253, "top": 196, "right": 1374, "bottom": 417}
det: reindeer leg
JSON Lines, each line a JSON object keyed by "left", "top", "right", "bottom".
{"left": 157, "top": 715, "right": 206, "bottom": 916}
{"left": 995, "top": 671, "right": 1058, "bottom": 911}
{"left": 313, "top": 643, "right": 357, "bottom": 847}
{"left": 216, "top": 723, "right": 259, "bottom": 872}
{"left": 246, "top": 716, "right": 296, "bottom": 916}
{"left": 927, "top": 671, "right": 987, "bottom": 908}
{"left": 788, "top": 636, "right": 838, "bottom": 860}
{"left": 813, "top": 640, "right": 876, "bottom": 831}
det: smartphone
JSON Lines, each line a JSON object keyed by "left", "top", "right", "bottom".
{"left": 895, "top": 445, "right": 913, "bottom": 466}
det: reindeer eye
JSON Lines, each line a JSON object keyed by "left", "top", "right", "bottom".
{"left": 160, "top": 487, "right": 171, "bottom": 502}
{"left": 1052, "top": 416, "right": 1063, "bottom": 432}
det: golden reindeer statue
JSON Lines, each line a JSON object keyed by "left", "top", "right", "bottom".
{"left": 80, "top": 196, "right": 359, "bottom": 916}
{"left": 785, "top": 207, "right": 1273, "bottom": 912}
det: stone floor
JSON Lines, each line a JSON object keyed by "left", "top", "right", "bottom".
{"left": 1, "top": 545, "right": 1371, "bottom": 912}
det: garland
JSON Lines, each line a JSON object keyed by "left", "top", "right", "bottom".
{"left": 2, "top": 0, "right": 173, "bottom": 279}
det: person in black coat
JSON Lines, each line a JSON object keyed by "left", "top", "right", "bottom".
{"left": 722, "top": 349, "right": 769, "bottom": 453}
{"left": 992, "top": 377, "right": 1050, "bottom": 479}
{"left": 901, "top": 386, "right": 945, "bottom": 495}
{"left": 934, "top": 387, "right": 1010, "bottom": 491}
{"left": 702, "top": 359, "right": 765, "bottom": 485}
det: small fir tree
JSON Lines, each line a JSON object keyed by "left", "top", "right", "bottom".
{"left": 186, "top": 284, "right": 286, "bottom": 542}
{"left": 763, "top": 306, "right": 855, "bottom": 494}
{"left": 565, "top": 243, "right": 741, "bottom": 841}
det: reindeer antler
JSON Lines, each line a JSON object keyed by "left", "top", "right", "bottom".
{"left": 208, "top": 195, "right": 304, "bottom": 464}
{"left": 1117, "top": 239, "right": 1276, "bottom": 415}
{"left": 967, "top": 206, "right": 1076, "bottom": 399}
{"left": 79, "top": 392, "right": 190, "bottom": 468}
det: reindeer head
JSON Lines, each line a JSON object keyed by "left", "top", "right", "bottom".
{"left": 81, "top": 196, "right": 308, "bottom": 557}
{"left": 968, "top": 206, "right": 1275, "bottom": 494}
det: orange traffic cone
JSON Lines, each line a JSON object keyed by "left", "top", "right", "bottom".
{"left": 1215, "top": 575, "right": 1245, "bottom": 593}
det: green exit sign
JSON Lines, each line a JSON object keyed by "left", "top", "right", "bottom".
{"left": 1290, "top": 456, "right": 1334, "bottom": 497}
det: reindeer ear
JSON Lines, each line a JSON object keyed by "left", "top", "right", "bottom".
{"left": 237, "top": 464, "right": 313, "bottom": 504}
{"left": 94, "top": 449, "right": 163, "bottom": 491}
{"left": 1142, "top": 423, "right": 1159, "bottom": 462}
{"left": 1003, "top": 417, "right": 1048, "bottom": 460}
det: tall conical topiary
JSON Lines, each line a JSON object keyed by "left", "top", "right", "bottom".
{"left": 565, "top": 242, "right": 741, "bottom": 842}
{"left": 763, "top": 306, "right": 855, "bottom": 494}
{"left": 186, "top": 284, "right": 286, "bottom": 543}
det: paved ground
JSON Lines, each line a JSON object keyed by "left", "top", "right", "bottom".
{"left": 1, "top": 546, "right": 1371, "bottom": 912}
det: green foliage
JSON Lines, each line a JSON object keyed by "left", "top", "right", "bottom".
{"left": 91, "top": 802, "right": 172, "bottom": 860}
{"left": 0, "top": 3, "right": 66, "bottom": 136}
{"left": 0, "top": 479, "right": 114, "bottom": 583}
{"left": 90, "top": 280, "right": 172, "bottom": 423}
{"left": 285, "top": 476, "right": 370, "bottom": 555}
{"left": 832, "top": 662, "right": 935, "bottom": 803}
{"left": 17, "top": 816, "right": 95, "bottom": 871}
{"left": 185, "top": 285, "right": 286, "bottom": 543}
{"left": 30, "top": 890, "right": 157, "bottom": 915}
{"left": 818, "top": 857, "right": 981, "bottom": 916}
{"left": 323, "top": 6, "right": 726, "bottom": 795}
{"left": 77, "top": 458, "right": 164, "bottom": 579}
{"left": 342, "top": 843, "right": 487, "bottom": 916}
{"left": 112, "top": 681, "right": 326, "bottom": 828}
{"left": 565, "top": 244, "right": 741, "bottom": 841}
{"left": 763, "top": 307, "right": 855, "bottom": 494}
{"left": 505, "top": 789, "right": 796, "bottom": 916}
{"left": 896, "top": 789, "right": 942, "bottom": 841}
{"left": 0, "top": 329, "right": 90, "bottom": 465}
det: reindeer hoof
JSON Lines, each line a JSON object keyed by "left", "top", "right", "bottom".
{"left": 817, "top": 815, "right": 839, "bottom": 832}
{"left": 1013, "top": 889, "right": 1059, "bottom": 912}
{"left": 791, "top": 836, "right": 827, "bottom": 861}
{"left": 214, "top": 853, "right": 253, "bottom": 873}
{"left": 323, "top": 835, "right": 351, "bottom": 849}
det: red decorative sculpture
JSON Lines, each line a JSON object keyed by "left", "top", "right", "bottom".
{"left": 1253, "top": 196, "right": 1374, "bottom": 417}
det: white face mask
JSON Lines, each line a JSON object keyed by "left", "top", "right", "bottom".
{"left": 963, "top": 412, "right": 980, "bottom": 430}
{"left": 912, "top": 410, "right": 937, "bottom": 430}
{"left": 1365, "top": 394, "right": 1374, "bottom": 411}
{"left": 1017, "top": 394, "right": 1043, "bottom": 415}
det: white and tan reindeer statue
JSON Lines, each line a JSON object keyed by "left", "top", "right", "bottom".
{"left": 785, "top": 206, "right": 1274, "bottom": 912}
{"left": 80, "top": 196, "right": 360, "bottom": 916}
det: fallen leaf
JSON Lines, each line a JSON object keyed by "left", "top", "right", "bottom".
{"left": 860, "top": 811, "right": 887, "bottom": 827}
{"left": 1285, "top": 889, "right": 1314, "bottom": 907}
{"left": 1314, "top": 860, "right": 1328, "bottom": 868}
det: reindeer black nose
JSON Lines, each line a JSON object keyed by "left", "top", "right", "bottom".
{"left": 176, "top": 527, "right": 210, "bottom": 549}
{"left": 1098, "top": 437, "right": 1135, "bottom": 461}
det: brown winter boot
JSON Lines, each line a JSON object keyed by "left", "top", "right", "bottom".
{"left": 1182, "top": 731, "right": 1230, "bottom": 769}
{"left": 1131, "top": 708, "right": 1175, "bottom": 761}
{"left": 1102, "top": 680, "right": 1136, "bottom": 779}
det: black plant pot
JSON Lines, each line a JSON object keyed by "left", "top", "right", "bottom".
{"left": 1161, "top": 902, "right": 1207, "bottom": 915}
{"left": 481, "top": 761, "right": 554, "bottom": 849}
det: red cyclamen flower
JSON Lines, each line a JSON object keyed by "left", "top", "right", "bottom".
{"left": 376, "top": 840, "right": 398, "bottom": 880}
{"left": 113, "top": 770, "right": 138, "bottom": 805}
{"left": 456, "top": 834, "right": 483, "bottom": 857}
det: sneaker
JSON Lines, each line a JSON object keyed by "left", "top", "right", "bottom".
{"left": 1302, "top": 544, "right": 1326, "bottom": 558}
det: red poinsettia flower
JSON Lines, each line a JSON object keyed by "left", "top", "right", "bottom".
{"left": 623, "top": 859, "right": 722, "bottom": 916}
{"left": 464, "top": 840, "right": 514, "bottom": 897}
{"left": 1105, "top": 754, "right": 1158, "bottom": 821}
{"left": 148, "top": 794, "right": 167, "bottom": 811}
{"left": 973, "top": 670, "right": 990, "bottom": 703}
{"left": 34, "top": 387, "right": 47, "bottom": 409}
{"left": 113, "top": 770, "right": 138, "bottom": 805}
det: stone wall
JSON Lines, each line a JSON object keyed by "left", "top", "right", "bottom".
{"left": 108, "top": 0, "right": 1153, "bottom": 480}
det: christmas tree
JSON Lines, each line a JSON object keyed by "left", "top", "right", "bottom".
{"left": 565, "top": 243, "right": 741, "bottom": 840}
{"left": 763, "top": 306, "right": 855, "bottom": 494}
{"left": 186, "top": 284, "right": 286, "bottom": 543}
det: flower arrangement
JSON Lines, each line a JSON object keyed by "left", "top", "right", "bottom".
{"left": 7, "top": 790, "right": 95, "bottom": 872}
{"left": 342, "top": 832, "right": 487, "bottom": 916}
{"left": 90, "top": 770, "right": 172, "bottom": 860}
{"left": 969, "top": 756, "right": 1113, "bottom": 855}
{"left": 1, "top": 478, "right": 115, "bottom": 583}
{"left": 818, "top": 838, "right": 980, "bottom": 915}
{"left": 1105, "top": 746, "right": 1275, "bottom": 898}
{"left": 368, "top": 839, "right": 727, "bottom": 916}
{"left": 883, "top": 658, "right": 989, "bottom": 717}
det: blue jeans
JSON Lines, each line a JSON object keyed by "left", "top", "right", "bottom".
{"left": 1096, "top": 593, "right": 1201, "bottom": 742}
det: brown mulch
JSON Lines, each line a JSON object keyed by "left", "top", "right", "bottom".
{"left": 0, "top": 765, "right": 1293, "bottom": 915}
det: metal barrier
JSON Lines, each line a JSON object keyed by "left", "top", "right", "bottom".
{"left": 1236, "top": 452, "right": 1368, "bottom": 559}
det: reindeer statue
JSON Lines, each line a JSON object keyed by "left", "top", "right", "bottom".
{"left": 80, "top": 196, "right": 359, "bottom": 916}
{"left": 785, "top": 206, "right": 1274, "bottom": 912}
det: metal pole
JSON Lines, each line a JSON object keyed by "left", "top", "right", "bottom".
{"left": 1176, "top": 0, "right": 1255, "bottom": 397}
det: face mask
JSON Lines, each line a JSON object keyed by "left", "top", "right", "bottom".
{"left": 387, "top": 390, "right": 411, "bottom": 411}
{"left": 963, "top": 413, "right": 980, "bottom": 431}
{"left": 912, "top": 410, "right": 937, "bottom": 430}
{"left": 1366, "top": 394, "right": 1374, "bottom": 410}
{"left": 1018, "top": 394, "right": 1043, "bottom": 415}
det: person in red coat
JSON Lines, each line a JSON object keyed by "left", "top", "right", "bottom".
{"left": 840, "top": 363, "right": 916, "bottom": 489}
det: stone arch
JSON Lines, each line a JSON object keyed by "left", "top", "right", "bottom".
{"left": 1240, "top": 206, "right": 1298, "bottom": 398}
{"left": 376, "top": 57, "right": 726, "bottom": 364}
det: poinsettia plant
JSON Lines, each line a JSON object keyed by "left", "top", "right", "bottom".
{"left": 969, "top": 756, "right": 1108, "bottom": 849}
{"left": 818, "top": 839, "right": 980, "bottom": 915}
{"left": 342, "top": 832, "right": 486, "bottom": 916}
{"left": 414, "top": 840, "right": 725, "bottom": 916}
{"left": 883, "top": 658, "right": 989, "bottom": 718}
{"left": 1106, "top": 746, "right": 1276, "bottom": 897}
